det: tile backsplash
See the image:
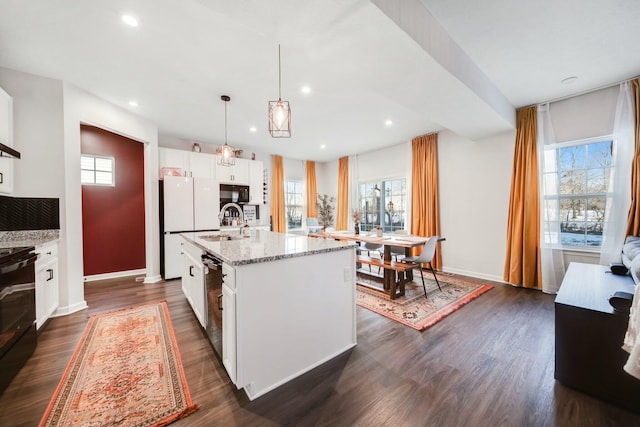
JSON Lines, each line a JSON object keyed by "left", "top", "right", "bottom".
{"left": 0, "top": 195, "right": 60, "bottom": 231}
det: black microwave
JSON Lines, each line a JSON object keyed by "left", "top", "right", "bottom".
{"left": 220, "top": 184, "right": 249, "bottom": 204}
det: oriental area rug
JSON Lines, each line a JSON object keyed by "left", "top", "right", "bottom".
{"left": 39, "top": 301, "right": 198, "bottom": 427}
{"left": 356, "top": 272, "right": 493, "bottom": 331}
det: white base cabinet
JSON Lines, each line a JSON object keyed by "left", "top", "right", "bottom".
{"left": 35, "top": 242, "right": 59, "bottom": 330}
{"left": 225, "top": 248, "right": 356, "bottom": 400}
{"left": 0, "top": 157, "right": 13, "bottom": 195}
{"left": 181, "top": 238, "right": 206, "bottom": 328}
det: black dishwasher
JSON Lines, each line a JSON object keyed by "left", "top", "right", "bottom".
{"left": 202, "top": 254, "right": 223, "bottom": 358}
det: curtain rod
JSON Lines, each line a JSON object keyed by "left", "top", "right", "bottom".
{"left": 535, "top": 75, "right": 638, "bottom": 107}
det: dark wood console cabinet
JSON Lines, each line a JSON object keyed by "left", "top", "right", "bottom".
{"left": 555, "top": 262, "right": 640, "bottom": 413}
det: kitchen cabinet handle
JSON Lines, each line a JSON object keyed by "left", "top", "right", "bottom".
{"left": 46, "top": 268, "right": 53, "bottom": 281}
{"left": 217, "top": 293, "right": 223, "bottom": 311}
{"left": 189, "top": 265, "right": 194, "bottom": 277}
{"left": 0, "top": 172, "right": 3, "bottom": 184}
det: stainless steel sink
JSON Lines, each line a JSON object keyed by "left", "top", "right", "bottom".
{"left": 200, "top": 234, "right": 241, "bottom": 242}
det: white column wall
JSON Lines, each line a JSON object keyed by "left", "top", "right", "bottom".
{"left": 62, "top": 82, "right": 160, "bottom": 315}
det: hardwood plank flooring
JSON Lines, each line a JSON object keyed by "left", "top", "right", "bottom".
{"left": 1, "top": 273, "right": 640, "bottom": 426}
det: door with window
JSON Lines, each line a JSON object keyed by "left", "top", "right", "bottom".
{"left": 358, "top": 178, "right": 407, "bottom": 232}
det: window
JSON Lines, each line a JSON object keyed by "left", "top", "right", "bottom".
{"left": 358, "top": 178, "right": 407, "bottom": 232}
{"left": 543, "top": 139, "right": 612, "bottom": 247}
{"left": 285, "top": 180, "right": 303, "bottom": 230}
{"left": 81, "top": 155, "right": 114, "bottom": 186}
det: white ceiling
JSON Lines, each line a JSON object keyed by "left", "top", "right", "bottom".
{"left": 0, "top": 0, "right": 638, "bottom": 162}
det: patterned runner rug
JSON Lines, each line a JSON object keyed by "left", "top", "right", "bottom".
{"left": 356, "top": 271, "right": 493, "bottom": 331}
{"left": 39, "top": 301, "right": 198, "bottom": 427}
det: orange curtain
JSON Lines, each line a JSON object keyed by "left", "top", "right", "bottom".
{"left": 503, "top": 106, "right": 541, "bottom": 289}
{"left": 270, "top": 155, "right": 286, "bottom": 233}
{"left": 411, "top": 133, "right": 442, "bottom": 269}
{"left": 337, "top": 157, "right": 349, "bottom": 230}
{"left": 306, "top": 161, "right": 318, "bottom": 218}
{"left": 626, "top": 78, "right": 640, "bottom": 236}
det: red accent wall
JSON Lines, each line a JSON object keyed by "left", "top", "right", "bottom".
{"left": 81, "top": 125, "right": 146, "bottom": 276}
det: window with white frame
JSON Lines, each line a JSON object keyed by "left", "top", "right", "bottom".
{"left": 285, "top": 180, "right": 303, "bottom": 230}
{"left": 543, "top": 138, "right": 613, "bottom": 247}
{"left": 81, "top": 155, "right": 114, "bottom": 186}
{"left": 358, "top": 178, "right": 407, "bottom": 232}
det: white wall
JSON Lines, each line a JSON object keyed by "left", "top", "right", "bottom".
{"left": 0, "top": 68, "right": 64, "bottom": 197}
{"left": 0, "top": 67, "right": 161, "bottom": 318}
{"left": 438, "top": 130, "right": 515, "bottom": 282}
{"left": 62, "top": 82, "right": 160, "bottom": 317}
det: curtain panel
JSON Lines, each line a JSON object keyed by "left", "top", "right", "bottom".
{"left": 270, "top": 155, "right": 286, "bottom": 232}
{"left": 306, "top": 161, "right": 318, "bottom": 219}
{"left": 504, "top": 106, "right": 541, "bottom": 289}
{"left": 337, "top": 157, "right": 349, "bottom": 230}
{"left": 410, "top": 133, "right": 442, "bottom": 269}
{"left": 626, "top": 78, "right": 640, "bottom": 236}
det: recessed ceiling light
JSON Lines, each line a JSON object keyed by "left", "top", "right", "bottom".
{"left": 249, "top": 126, "right": 257, "bottom": 133}
{"left": 301, "top": 86, "right": 311, "bottom": 95}
{"left": 561, "top": 76, "right": 578, "bottom": 85}
{"left": 122, "top": 15, "right": 139, "bottom": 27}
{"left": 384, "top": 119, "right": 393, "bottom": 126}
{"left": 320, "top": 144, "right": 326, "bottom": 149}
{"left": 128, "top": 100, "right": 138, "bottom": 107}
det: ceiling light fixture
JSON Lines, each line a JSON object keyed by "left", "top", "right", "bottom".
{"left": 385, "top": 119, "right": 393, "bottom": 126}
{"left": 249, "top": 126, "right": 257, "bottom": 133}
{"left": 216, "top": 95, "right": 236, "bottom": 167}
{"left": 121, "top": 15, "right": 139, "bottom": 27}
{"left": 128, "top": 100, "right": 138, "bottom": 107}
{"left": 301, "top": 86, "right": 311, "bottom": 95}
{"left": 268, "top": 44, "right": 291, "bottom": 138}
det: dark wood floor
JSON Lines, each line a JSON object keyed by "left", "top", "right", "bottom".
{"left": 1, "top": 273, "right": 640, "bottom": 426}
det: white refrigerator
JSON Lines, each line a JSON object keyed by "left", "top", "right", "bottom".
{"left": 161, "top": 176, "right": 220, "bottom": 279}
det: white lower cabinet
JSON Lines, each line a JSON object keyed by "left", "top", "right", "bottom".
{"left": 181, "top": 239, "right": 206, "bottom": 328}
{"left": 222, "top": 262, "right": 237, "bottom": 384}
{"left": 35, "top": 242, "right": 59, "bottom": 330}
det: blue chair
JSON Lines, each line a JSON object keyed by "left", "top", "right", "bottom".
{"left": 306, "top": 217, "right": 322, "bottom": 234}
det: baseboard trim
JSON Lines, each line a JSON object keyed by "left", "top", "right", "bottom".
{"left": 53, "top": 300, "right": 88, "bottom": 317}
{"left": 143, "top": 274, "right": 163, "bottom": 284}
{"left": 441, "top": 266, "right": 506, "bottom": 284}
{"left": 84, "top": 269, "right": 146, "bottom": 282}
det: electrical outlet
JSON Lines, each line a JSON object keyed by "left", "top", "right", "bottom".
{"left": 343, "top": 266, "right": 352, "bottom": 282}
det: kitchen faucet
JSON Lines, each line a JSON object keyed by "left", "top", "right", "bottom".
{"left": 219, "top": 202, "right": 246, "bottom": 225}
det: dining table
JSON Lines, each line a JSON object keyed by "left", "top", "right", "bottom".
{"left": 309, "top": 230, "right": 443, "bottom": 299}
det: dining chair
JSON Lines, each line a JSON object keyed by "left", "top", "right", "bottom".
{"left": 389, "top": 229, "right": 409, "bottom": 261}
{"left": 403, "top": 236, "right": 441, "bottom": 298}
{"left": 360, "top": 242, "right": 383, "bottom": 273}
{"left": 305, "top": 217, "right": 322, "bottom": 234}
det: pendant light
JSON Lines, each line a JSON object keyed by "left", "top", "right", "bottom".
{"left": 216, "top": 95, "right": 236, "bottom": 167}
{"left": 269, "top": 44, "right": 291, "bottom": 138}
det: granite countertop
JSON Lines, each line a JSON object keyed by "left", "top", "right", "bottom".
{"left": 0, "top": 229, "right": 60, "bottom": 249}
{"left": 181, "top": 229, "right": 355, "bottom": 266}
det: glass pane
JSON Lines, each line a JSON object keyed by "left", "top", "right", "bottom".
{"left": 287, "top": 206, "right": 302, "bottom": 229}
{"left": 559, "top": 170, "right": 586, "bottom": 195}
{"left": 558, "top": 145, "right": 585, "bottom": 171}
{"left": 95, "top": 171, "right": 113, "bottom": 185}
{"left": 80, "top": 156, "right": 95, "bottom": 170}
{"left": 542, "top": 173, "right": 559, "bottom": 196}
{"left": 559, "top": 198, "right": 584, "bottom": 222}
{"left": 586, "top": 169, "right": 606, "bottom": 194}
{"left": 586, "top": 140, "right": 612, "bottom": 168}
{"left": 586, "top": 197, "right": 605, "bottom": 222}
{"left": 81, "top": 170, "right": 95, "bottom": 184}
{"left": 95, "top": 157, "right": 113, "bottom": 172}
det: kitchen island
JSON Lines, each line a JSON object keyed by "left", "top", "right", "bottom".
{"left": 180, "top": 229, "right": 357, "bottom": 400}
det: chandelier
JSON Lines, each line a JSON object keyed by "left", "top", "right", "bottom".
{"left": 268, "top": 44, "right": 291, "bottom": 138}
{"left": 217, "top": 95, "right": 236, "bottom": 167}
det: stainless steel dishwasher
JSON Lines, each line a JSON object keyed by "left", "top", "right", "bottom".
{"left": 202, "top": 254, "right": 224, "bottom": 358}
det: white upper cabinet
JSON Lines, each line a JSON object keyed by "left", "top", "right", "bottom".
{"left": 159, "top": 148, "right": 190, "bottom": 176}
{"left": 189, "top": 152, "right": 214, "bottom": 179}
{"left": 248, "top": 160, "right": 264, "bottom": 204}
{"left": 0, "top": 86, "right": 14, "bottom": 195}
{"left": 0, "top": 86, "right": 13, "bottom": 147}
{"left": 158, "top": 147, "right": 216, "bottom": 179}
{"left": 214, "top": 156, "right": 249, "bottom": 184}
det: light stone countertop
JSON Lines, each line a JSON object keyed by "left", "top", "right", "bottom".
{"left": 181, "top": 229, "right": 355, "bottom": 266}
{"left": 0, "top": 229, "right": 60, "bottom": 249}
